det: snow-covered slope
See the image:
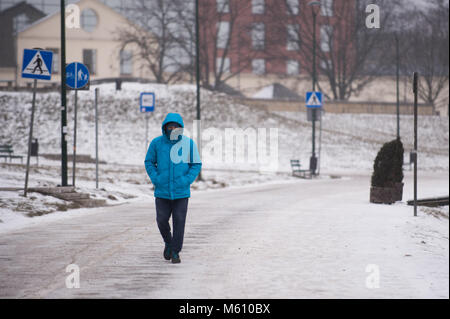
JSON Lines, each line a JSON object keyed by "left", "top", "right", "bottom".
{"left": 0, "top": 82, "right": 448, "bottom": 173}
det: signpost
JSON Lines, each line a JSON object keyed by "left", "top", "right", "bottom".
{"left": 413, "top": 72, "right": 418, "bottom": 217}
{"left": 21, "top": 49, "right": 53, "bottom": 81}
{"left": 61, "top": 0, "right": 68, "bottom": 188}
{"left": 140, "top": 92, "right": 155, "bottom": 151}
{"left": 306, "top": 91, "right": 323, "bottom": 175}
{"left": 21, "top": 48, "right": 53, "bottom": 197}
{"left": 318, "top": 108, "right": 323, "bottom": 175}
{"left": 306, "top": 91, "right": 323, "bottom": 108}
{"left": 66, "top": 62, "right": 89, "bottom": 90}
{"left": 95, "top": 88, "right": 99, "bottom": 189}
{"left": 59, "top": 0, "right": 67, "bottom": 187}
{"left": 66, "top": 62, "right": 90, "bottom": 187}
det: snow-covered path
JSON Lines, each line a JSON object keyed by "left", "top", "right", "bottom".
{"left": 0, "top": 172, "right": 448, "bottom": 299}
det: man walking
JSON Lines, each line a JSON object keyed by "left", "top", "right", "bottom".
{"left": 145, "top": 113, "right": 202, "bottom": 264}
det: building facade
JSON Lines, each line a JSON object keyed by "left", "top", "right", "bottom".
{"left": 3, "top": 0, "right": 149, "bottom": 87}
{"left": 2, "top": 0, "right": 357, "bottom": 98}
{"left": 200, "top": 0, "right": 353, "bottom": 84}
{"left": 0, "top": 2, "right": 46, "bottom": 84}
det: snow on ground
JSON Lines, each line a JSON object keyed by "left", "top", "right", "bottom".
{"left": 0, "top": 83, "right": 448, "bottom": 298}
{"left": 1, "top": 82, "right": 447, "bottom": 171}
{"left": 0, "top": 158, "right": 300, "bottom": 231}
{"left": 0, "top": 173, "right": 447, "bottom": 298}
{"left": 0, "top": 82, "right": 448, "bottom": 228}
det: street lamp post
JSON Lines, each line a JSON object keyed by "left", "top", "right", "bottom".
{"left": 195, "top": 0, "right": 202, "bottom": 181}
{"left": 60, "top": 0, "right": 68, "bottom": 186}
{"left": 395, "top": 34, "right": 400, "bottom": 139}
{"left": 308, "top": 1, "right": 321, "bottom": 175}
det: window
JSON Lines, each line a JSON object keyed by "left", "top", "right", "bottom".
{"left": 287, "top": 60, "right": 299, "bottom": 75}
{"left": 252, "top": 59, "right": 265, "bottom": 75}
{"left": 286, "top": 0, "right": 299, "bottom": 15}
{"left": 81, "top": 9, "right": 98, "bottom": 32}
{"left": 216, "top": 0, "right": 229, "bottom": 13}
{"left": 13, "top": 13, "right": 29, "bottom": 33}
{"left": 216, "top": 21, "right": 230, "bottom": 49}
{"left": 120, "top": 50, "right": 133, "bottom": 75}
{"left": 321, "top": 0, "right": 333, "bottom": 16}
{"left": 320, "top": 25, "right": 332, "bottom": 52}
{"left": 252, "top": 23, "right": 265, "bottom": 50}
{"left": 287, "top": 24, "right": 300, "bottom": 51}
{"left": 46, "top": 48, "right": 59, "bottom": 74}
{"left": 252, "top": 0, "right": 264, "bottom": 14}
{"left": 83, "top": 49, "right": 97, "bottom": 74}
{"left": 216, "top": 57, "right": 230, "bottom": 73}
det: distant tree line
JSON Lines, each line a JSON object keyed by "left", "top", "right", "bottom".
{"left": 116, "top": 0, "right": 449, "bottom": 108}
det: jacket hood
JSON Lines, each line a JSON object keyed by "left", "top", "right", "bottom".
{"left": 161, "top": 113, "right": 184, "bottom": 141}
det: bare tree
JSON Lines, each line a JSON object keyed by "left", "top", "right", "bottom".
{"left": 196, "top": 0, "right": 249, "bottom": 90}
{"left": 119, "top": 0, "right": 268, "bottom": 90}
{"left": 266, "top": 0, "right": 400, "bottom": 101}
{"left": 404, "top": 0, "right": 449, "bottom": 113}
{"left": 171, "top": 0, "right": 197, "bottom": 83}
{"left": 196, "top": 0, "right": 280, "bottom": 90}
{"left": 116, "top": 0, "right": 186, "bottom": 84}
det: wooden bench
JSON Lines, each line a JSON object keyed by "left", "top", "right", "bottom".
{"left": 290, "top": 159, "right": 312, "bottom": 179}
{"left": 0, "top": 144, "right": 23, "bottom": 163}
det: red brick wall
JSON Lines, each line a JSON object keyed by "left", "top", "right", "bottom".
{"left": 200, "top": 0, "right": 356, "bottom": 77}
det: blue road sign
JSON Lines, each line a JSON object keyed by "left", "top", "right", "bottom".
{"left": 306, "top": 91, "right": 323, "bottom": 108}
{"left": 140, "top": 93, "right": 155, "bottom": 112}
{"left": 66, "top": 62, "right": 90, "bottom": 89}
{"left": 21, "top": 49, "right": 53, "bottom": 80}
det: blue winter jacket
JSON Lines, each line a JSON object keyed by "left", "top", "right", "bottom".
{"left": 144, "top": 113, "right": 202, "bottom": 200}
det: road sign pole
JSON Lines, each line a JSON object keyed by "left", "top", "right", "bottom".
{"left": 64, "top": 59, "right": 89, "bottom": 187}
{"left": 195, "top": 0, "right": 202, "bottom": 181}
{"left": 311, "top": 110, "right": 316, "bottom": 175}
{"left": 21, "top": 46, "right": 54, "bottom": 194}
{"left": 24, "top": 79, "right": 37, "bottom": 197}
{"left": 413, "top": 72, "right": 418, "bottom": 217}
{"left": 60, "top": 0, "right": 68, "bottom": 187}
{"left": 312, "top": 112, "right": 316, "bottom": 156}
{"left": 306, "top": 92, "right": 322, "bottom": 176}
{"left": 95, "top": 88, "right": 99, "bottom": 189}
{"left": 318, "top": 109, "right": 323, "bottom": 175}
{"left": 396, "top": 34, "right": 400, "bottom": 139}
{"left": 145, "top": 112, "right": 149, "bottom": 152}
{"left": 72, "top": 89, "right": 78, "bottom": 187}
{"left": 310, "top": 8, "right": 318, "bottom": 176}
{"left": 140, "top": 93, "right": 155, "bottom": 152}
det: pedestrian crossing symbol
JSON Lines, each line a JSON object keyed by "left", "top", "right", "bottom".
{"left": 306, "top": 91, "right": 323, "bottom": 108}
{"left": 21, "top": 49, "right": 53, "bottom": 80}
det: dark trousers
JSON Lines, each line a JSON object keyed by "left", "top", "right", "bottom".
{"left": 155, "top": 197, "right": 189, "bottom": 253}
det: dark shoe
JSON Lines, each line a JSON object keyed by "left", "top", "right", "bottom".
{"left": 171, "top": 251, "right": 181, "bottom": 264}
{"left": 163, "top": 243, "right": 171, "bottom": 260}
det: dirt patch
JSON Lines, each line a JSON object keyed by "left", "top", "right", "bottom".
{"left": 421, "top": 206, "right": 449, "bottom": 219}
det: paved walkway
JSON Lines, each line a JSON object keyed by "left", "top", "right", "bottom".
{"left": 0, "top": 174, "right": 448, "bottom": 298}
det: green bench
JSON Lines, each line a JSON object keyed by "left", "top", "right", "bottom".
{"left": 0, "top": 144, "right": 23, "bottom": 163}
{"left": 290, "top": 159, "right": 312, "bottom": 179}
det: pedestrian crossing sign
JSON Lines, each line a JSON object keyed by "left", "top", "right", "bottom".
{"left": 21, "top": 49, "right": 53, "bottom": 80}
{"left": 306, "top": 91, "right": 323, "bottom": 108}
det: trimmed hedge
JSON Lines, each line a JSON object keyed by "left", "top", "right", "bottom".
{"left": 371, "top": 138, "right": 404, "bottom": 187}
